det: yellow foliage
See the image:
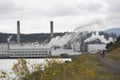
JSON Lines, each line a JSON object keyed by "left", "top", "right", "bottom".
{"left": 1, "top": 54, "right": 98, "bottom": 80}
{"left": 0, "top": 70, "right": 7, "bottom": 79}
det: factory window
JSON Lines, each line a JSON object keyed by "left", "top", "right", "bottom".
{"left": 14, "top": 51, "right": 17, "bottom": 53}
{"left": 45, "top": 51, "right": 48, "bottom": 54}
{"left": 28, "top": 51, "right": 32, "bottom": 53}
{"left": 31, "top": 51, "right": 34, "bottom": 53}
{"left": 39, "top": 51, "right": 42, "bottom": 53}
{"left": 35, "top": 51, "right": 37, "bottom": 53}
{"left": 27, "top": 51, "right": 30, "bottom": 53}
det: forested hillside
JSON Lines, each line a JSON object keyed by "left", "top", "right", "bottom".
{"left": 0, "top": 32, "right": 66, "bottom": 43}
{"left": 0, "top": 31, "right": 118, "bottom": 43}
{"left": 106, "top": 36, "right": 120, "bottom": 52}
{"left": 106, "top": 35, "right": 120, "bottom": 60}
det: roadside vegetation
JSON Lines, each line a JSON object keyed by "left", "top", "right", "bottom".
{"left": 106, "top": 36, "right": 120, "bottom": 60}
{"left": 0, "top": 54, "right": 120, "bottom": 80}
{"left": 107, "top": 48, "right": 120, "bottom": 60}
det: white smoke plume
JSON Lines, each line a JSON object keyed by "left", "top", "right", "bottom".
{"left": 84, "top": 31, "right": 113, "bottom": 43}
{"left": 7, "top": 35, "right": 12, "bottom": 42}
{"left": 49, "top": 18, "right": 107, "bottom": 47}
{"left": 74, "top": 18, "right": 106, "bottom": 32}
{"left": 49, "top": 34, "right": 72, "bottom": 47}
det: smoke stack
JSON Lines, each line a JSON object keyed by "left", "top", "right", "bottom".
{"left": 50, "top": 21, "right": 54, "bottom": 40}
{"left": 17, "top": 20, "right": 20, "bottom": 44}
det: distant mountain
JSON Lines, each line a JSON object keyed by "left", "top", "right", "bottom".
{"left": 104, "top": 28, "right": 120, "bottom": 35}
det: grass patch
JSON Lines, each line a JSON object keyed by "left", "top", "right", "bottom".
{"left": 107, "top": 48, "right": 120, "bottom": 61}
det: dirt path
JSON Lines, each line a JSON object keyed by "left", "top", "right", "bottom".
{"left": 99, "top": 57, "right": 120, "bottom": 74}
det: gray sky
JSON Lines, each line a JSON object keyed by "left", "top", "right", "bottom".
{"left": 0, "top": 0, "right": 120, "bottom": 33}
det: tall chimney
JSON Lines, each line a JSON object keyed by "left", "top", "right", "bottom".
{"left": 17, "top": 20, "right": 20, "bottom": 44}
{"left": 50, "top": 21, "right": 54, "bottom": 40}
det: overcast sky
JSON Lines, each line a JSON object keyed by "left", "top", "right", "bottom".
{"left": 0, "top": 0, "right": 120, "bottom": 33}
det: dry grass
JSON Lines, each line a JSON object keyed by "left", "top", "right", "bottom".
{"left": 107, "top": 48, "right": 120, "bottom": 60}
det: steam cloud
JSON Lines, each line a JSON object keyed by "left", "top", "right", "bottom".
{"left": 49, "top": 34, "right": 72, "bottom": 47}
{"left": 84, "top": 31, "right": 113, "bottom": 43}
{"left": 49, "top": 18, "right": 109, "bottom": 47}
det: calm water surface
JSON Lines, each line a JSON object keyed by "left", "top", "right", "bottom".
{"left": 0, "top": 58, "right": 71, "bottom": 71}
